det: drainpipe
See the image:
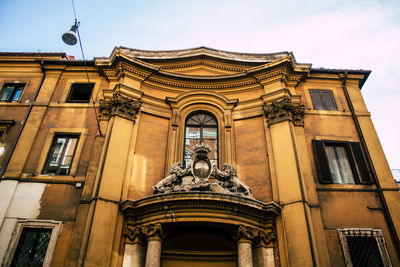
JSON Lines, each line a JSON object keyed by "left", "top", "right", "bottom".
{"left": 339, "top": 71, "right": 400, "bottom": 256}
{"left": 0, "top": 60, "right": 46, "bottom": 180}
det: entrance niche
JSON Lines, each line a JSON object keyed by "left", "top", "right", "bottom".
{"left": 161, "top": 223, "right": 237, "bottom": 267}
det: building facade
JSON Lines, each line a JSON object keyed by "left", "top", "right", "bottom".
{"left": 0, "top": 47, "right": 399, "bottom": 267}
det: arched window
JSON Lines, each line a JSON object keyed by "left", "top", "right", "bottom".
{"left": 184, "top": 112, "right": 218, "bottom": 167}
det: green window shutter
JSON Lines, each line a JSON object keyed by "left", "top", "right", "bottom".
{"left": 312, "top": 140, "right": 333, "bottom": 183}
{"left": 350, "top": 142, "right": 373, "bottom": 184}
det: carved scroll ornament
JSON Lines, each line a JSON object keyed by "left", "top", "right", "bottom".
{"left": 262, "top": 96, "right": 305, "bottom": 126}
{"left": 99, "top": 93, "right": 141, "bottom": 121}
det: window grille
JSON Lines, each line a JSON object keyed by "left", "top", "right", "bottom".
{"left": 338, "top": 228, "right": 392, "bottom": 267}
{"left": 11, "top": 228, "right": 52, "bottom": 267}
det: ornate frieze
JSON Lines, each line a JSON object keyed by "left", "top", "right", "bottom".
{"left": 262, "top": 96, "right": 305, "bottom": 126}
{"left": 99, "top": 93, "right": 141, "bottom": 121}
{"left": 152, "top": 144, "right": 254, "bottom": 199}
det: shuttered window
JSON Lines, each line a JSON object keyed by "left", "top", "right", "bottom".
{"left": 312, "top": 140, "right": 372, "bottom": 184}
{"left": 310, "top": 90, "right": 337, "bottom": 110}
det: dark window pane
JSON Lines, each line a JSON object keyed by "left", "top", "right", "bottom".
{"left": 66, "top": 83, "right": 94, "bottom": 103}
{"left": 347, "top": 236, "right": 384, "bottom": 267}
{"left": 11, "top": 228, "right": 52, "bottom": 267}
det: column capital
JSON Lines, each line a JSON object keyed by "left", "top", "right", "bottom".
{"left": 256, "top": 228, "right": 276, "bottom": 248}
{"left": 124, "top": 224, "right": 144, "bottom": 244}
{"left": 141, "top": 223, "right": 164, "bottom": 241}
{"left": 234, "top": 225, "right": 258, "bottom": 243}
{"left": 262, "top": 96, "right": 305, "bottom": 127}
{"left": 99, "top": 92, "right": 141, "bottom": 122}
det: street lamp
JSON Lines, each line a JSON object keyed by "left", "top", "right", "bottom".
{"left": 62, "top": 20, "right": 79, "bottom": 46}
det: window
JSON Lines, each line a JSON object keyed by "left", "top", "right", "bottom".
{"left": 338, "top": 228, "right": 391, "bottom": 267}
{"left": 11, "top": 228, "right": 52, "bottom": 266}
{"left": 184, "top": 112, "right": 218, "bottom": 167}
{"left": 66, "top": 83, "right": 94, "bottom": 103}
{"left": 310, "top": 89, "right": 337, "bottom": 110}
{"left": 3, "top": 220, "right": 61, "bottom": 267}
{"left": 312, "top": 140, "right": 372, "bottom": 184}
{"left": 0, "top": 83, "right": 25, "bottom": 103}
{"left": 42, "top": 134, "right": 79, "bottom": 175}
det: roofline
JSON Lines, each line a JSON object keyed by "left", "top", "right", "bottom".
{"left": 310, "top": 68, "right": 371, "bottom": 89}
{"left": 106, "top": 46, "right": 291, "bottom": 63}
{"left": 0, "top": 52, "right": 68, "bottom": 58}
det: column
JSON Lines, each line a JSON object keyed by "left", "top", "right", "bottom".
{"left": 84, "top": 93, "right": 141, "bottom": 267}
{"left": 262, "top": 90, "right": 314, "bottom": 266}
{"left": 253, "top": 229, "right": 276, "bottom": 267}
{"left": 122, "top": 225, "right": 146, "bottom": 267}
{"left": 235, "top": 225, "right": 258, "bottom": 267}
{"left": 142, "top": 223, "right": 163, "bottom": 267}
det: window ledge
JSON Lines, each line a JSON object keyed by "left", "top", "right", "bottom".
{"left": 316, "top": 183, "right": 377, "bottom": 192}
{"left": 305, "top": 110, "right": 371, "bottom": 117}
{"left": 48, "top": 103, "right": 99, "bottom": 108}
{"left": 21, "top": 175, "right": 85, "bottom": 184}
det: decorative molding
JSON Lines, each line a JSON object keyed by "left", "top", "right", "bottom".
{"left": 99, "top": 92, "right": 141, "bottom": 121}
{"left": 262, "top": 96, "right": 305, "bottom": 126}
{"left": 159, "top": 60, "right": 248, "bottom": 72}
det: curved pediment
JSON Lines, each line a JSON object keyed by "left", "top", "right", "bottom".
{"left": 95, "top": 46, "right": 312, "bottom": 89}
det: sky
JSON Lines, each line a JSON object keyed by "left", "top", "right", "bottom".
{"left": 1, "top": 0, "right": 399, "bottom": 169}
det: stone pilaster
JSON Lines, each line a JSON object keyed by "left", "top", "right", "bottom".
{"left": 262, "top": 89, "right": 314, "bottom": 266}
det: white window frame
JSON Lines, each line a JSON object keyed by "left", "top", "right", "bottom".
{"left": 2, "top": 219, "right": 62, "bottom": 267}
{"left": 338, "top": 228, "right": 392, "bottom": 267}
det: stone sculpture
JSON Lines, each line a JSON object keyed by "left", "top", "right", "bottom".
{"left": 152, "top": 144, "right": 254, "bottom": 199}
